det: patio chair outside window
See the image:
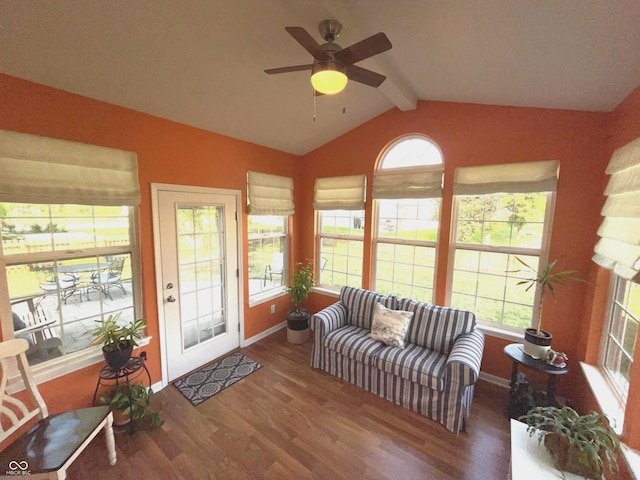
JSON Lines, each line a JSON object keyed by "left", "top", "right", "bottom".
{"left": 0, "top": 338, "right": 117, "bottom": 477}
{"left": 39, "top": 266, "right": 80, "bottom": 304}
{"left": 11, "top": 297, "right": 63, "bottom": 364}
{"left": 263, "top": 254, "right": 284, "bottom": 286}
{"left": 90, "top": 256, "right": 126, "bottom": 300}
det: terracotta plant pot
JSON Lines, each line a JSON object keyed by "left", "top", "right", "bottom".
{"left": 544, "top": 433, "right": 607, "bottom": 479}
{"left": 523, "top": 328, "right": 552, "bottom": 359}
{"left": 112, "top": 409, "right": 131, "bottom": 427}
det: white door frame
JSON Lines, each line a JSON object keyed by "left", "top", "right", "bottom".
{"left": 151, "top": 183, "right": 245, "bottom": 388}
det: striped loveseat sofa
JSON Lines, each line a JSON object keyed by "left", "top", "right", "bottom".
{"left": 310, "top": 286, "right": 484, "bottom": 433}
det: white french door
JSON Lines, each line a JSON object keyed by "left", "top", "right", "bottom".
{"left": 153, "top": 185, "right": 241, "bottom": 381}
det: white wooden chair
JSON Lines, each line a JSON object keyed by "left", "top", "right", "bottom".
{"left": 263, "top": 253, "right": 284, "bottom": 286}
{"left": 0, "top": 338, "right": 116, "bottom": 479}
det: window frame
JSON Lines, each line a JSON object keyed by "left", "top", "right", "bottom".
{"left": 372, "top": 197, "right": 441, "bottom": 303}
{"left": 446, "top": 191, "right": 556, "bottom": 334}
{"left": 247, "top": 214, "right": 289, "bottom": 305}
{"left": 0, "top": 204, "right": 145, "bottom": 389}
{"left": 599, "top": 274, "right": 639, "bottom": 404}
{"left": 316, "top": 209, "right": 365, "bottom": 292}
{"left": 371, "top": 134, "right": 443, "bottom": 303}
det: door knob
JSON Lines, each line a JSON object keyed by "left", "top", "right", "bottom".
{"left": 167, "top": 295, "right": 176, "bottom": 303}
{"left": 166, "top": 282, "right": 174, "bottom": 289}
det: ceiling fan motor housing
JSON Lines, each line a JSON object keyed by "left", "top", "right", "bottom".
{"left": 319, "top": 19, "right": 342, "bottom": 42}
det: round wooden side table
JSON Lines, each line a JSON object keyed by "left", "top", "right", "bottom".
{"left": 504, "top": 343, "right": 568, "bottom": 418}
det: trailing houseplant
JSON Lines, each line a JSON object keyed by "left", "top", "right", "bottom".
{"left": 285, "top": 259, "right": 314, "bottom": 344}
{"left": 520, "top": 406, "right": 621, "bottom": 479}
{"left": 91, "top": 312, "right": 146, "bottom": 370}
{"left": 99, "top": 383, "right": 163, "bottom": 429}
{"left": 513, "top": 257, "right": 586, "bottom": 358}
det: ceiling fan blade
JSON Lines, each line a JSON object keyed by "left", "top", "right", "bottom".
{"left": 265, "top": 64, "right": 313, "bottom": 75}
{"left": 285, "top": 26, "right": 330, "bottom": 61}
{"left": 346, "top": 65, "right": 386, "bottom": 88}
{"left": 334, "top": 32, "right": 392, "bottom": 65}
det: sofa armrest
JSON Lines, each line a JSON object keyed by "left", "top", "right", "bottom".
{"left": 311, "top": 302, "right": 347, "bottom": 336}
{"left": 445, "top": 328, "right": 484, "bottom": 386}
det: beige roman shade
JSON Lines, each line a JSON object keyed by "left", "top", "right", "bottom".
{"left": 453, "top": 160, "right": 559, "bottom": 195}
{"left": 0, "top": 129, "right": 141, "bottom": 206}
{"left": 372, "top": 168, "right": 443, "bottom": 199}
{"left": 593, "top": 137, "right": 640, "bottom": 281}
{"left": 247, "top": 171, "right": 294, "bottom": 215}
{"left": 313, "top": 175, "right": 366, "bottom": 210}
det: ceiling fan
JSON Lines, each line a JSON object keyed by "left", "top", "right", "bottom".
{"left": 265, "top": 19, "right": 392, "bottom": 95}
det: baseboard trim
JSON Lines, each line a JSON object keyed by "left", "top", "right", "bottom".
{"left": 150, "top": 381, "right": 163, "bottom": 392}
{"left": 479, "top": 371, "right": 510, "bottom": 389}
{"left": 242, "top": 321, "right": 286, "bottom": 347}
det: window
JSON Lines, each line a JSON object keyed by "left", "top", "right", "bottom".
{"left": 600, "top": 275, "right": 639, "bottom": 402}
{"left": 317, "top": 210, "right": 364, "bottom": 289}
{"left": 449, "top": 192, "right": 553, "bottom": 329}
{"left": 0, "top": 129, "right": 142, "bottom": 375}
{"left": 448, "top": 159, "right": 558, "bottom": 330}
{"left": 2, "top": 202, "right": 140, "bottom": 366}
{"left": 247, "top": 215, "right": 288, "bottom": 299}
{"left": 314, "top": 175, "right": 366, "bottom": 291}
{"left": 372, "top": 135, "right": 443, "bottom": 302}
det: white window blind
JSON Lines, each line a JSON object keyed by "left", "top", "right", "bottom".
{"left": 247, "top": 171, "right": 294, "bottom": 216}
{"left": 593, "top": 137, "right": 640, "bottom": 281}
{"left": 453, "top": 160, "right": 559, "bottom": 195}
{"left": 372, "top": 168, "right": 443, "bottom": 199}
{"left": 0, "top": 129, "right": 141, "bottom": 206}
{"left": 313, "top": 174, "right": 366, "bottom": 210}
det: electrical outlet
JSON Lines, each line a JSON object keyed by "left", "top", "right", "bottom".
{"left": 270, "top": 304, "right": 276, "bottom": 314}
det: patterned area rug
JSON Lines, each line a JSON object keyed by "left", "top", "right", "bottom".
{"left": 173, "top": 352, "right": 262, "bottom": 406}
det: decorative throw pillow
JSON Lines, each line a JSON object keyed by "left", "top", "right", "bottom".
{"left": 368, "top": 302, "right": 414, "bottom": 348}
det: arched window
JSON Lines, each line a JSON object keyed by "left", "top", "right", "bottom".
{"left": 372, "top": 135, "right": 443, "bottom": 302}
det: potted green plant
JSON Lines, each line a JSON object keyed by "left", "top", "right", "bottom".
{"left": 90, "top": 312, "right": 146, "bottom": 370}
{"left": 286, "top": 259, "right": 314, "bottom": 344}
{"left": 99, "top": 383, "right": 163, "bottom": 429}
{"left": 513, "top": 257, "right": 586, "bottom": 359}
{"left": 520, "top": 406, "right": 621, "bottom": 479}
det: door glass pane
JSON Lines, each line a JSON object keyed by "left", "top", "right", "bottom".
{"left": 177, "top": 205, "right": 226, "bottom": 350}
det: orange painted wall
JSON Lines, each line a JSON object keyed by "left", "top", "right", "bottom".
{"left": 1, "top": 70, "right": 639, "bottom": 449}
{"left": 298, "top": 99, "right": 610, "bottom": 398}
{"left": 299, "top": 88, "right": 640, "bottom": 448}
{"left": 0, "top": 74, "right": 297, "bottom": 417}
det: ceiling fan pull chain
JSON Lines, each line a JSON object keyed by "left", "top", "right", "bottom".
{"left": 313, "top": 89, "right": 317, "bottom": 122}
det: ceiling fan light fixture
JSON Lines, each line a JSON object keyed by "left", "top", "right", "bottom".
{"left": 311, "top": 60, "right": 348, "bottom": 95}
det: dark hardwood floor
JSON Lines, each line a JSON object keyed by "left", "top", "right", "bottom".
{"left": 69, "top": 329, "right": 511, "bottom": 479}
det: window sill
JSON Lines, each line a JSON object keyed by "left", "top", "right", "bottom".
{"left": 312, "top": 286, "right": 340, "bottom": 298}
{"left": 477, "top": 324, "right": 524, "bottom": 343}
{"left": 579, "top": 362, "right": 625, "bottom": 435}
{"left": 7, "top": 335, "right": 152, "bottom": 395}
{"left": 248, "top": 288, "right": 287, "bottom": 307}
{"left": 581, "top": 363, "right": 640, "bottom": 478}
{"left": 623, "top": 444, "right": 640, "bottom": 480}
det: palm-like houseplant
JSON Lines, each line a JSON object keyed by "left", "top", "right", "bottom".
{"left": 91, "top": 312, "right": 146, "bottom": 370}
{"left": 513, "top": 257, "right": 586, "bottom": 358}
{"left": 520, "top": 406, "right": 621, "bottom": 479}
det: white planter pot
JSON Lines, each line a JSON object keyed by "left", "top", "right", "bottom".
{"left": 523, "top": 328, "right": 552, "bottom": 359}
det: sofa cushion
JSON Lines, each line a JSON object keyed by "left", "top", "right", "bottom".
{"left": 340, "top": 286, "right": 399, "bottom": 329}
{"left": 372, "top": 343, "right": 448, "bottom": 391}
{"left": 400, "top": 298, "right": 476, "bottom": 355}
{"left": 368, "top": 302, "right": 414, "bottom": 348}
{"left": 323, "top": 325, "right": 385, "bottom": 364}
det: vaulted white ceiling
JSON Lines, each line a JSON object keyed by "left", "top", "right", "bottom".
{"left": 2, "top": 1, "right": 639, "bottom": 155}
